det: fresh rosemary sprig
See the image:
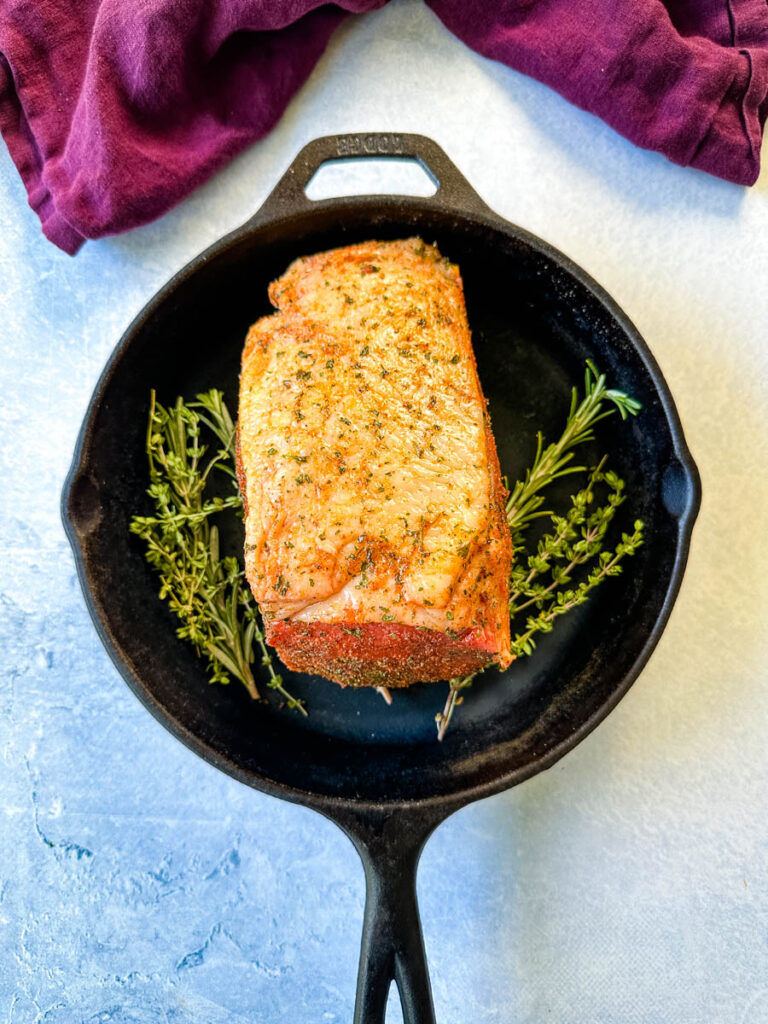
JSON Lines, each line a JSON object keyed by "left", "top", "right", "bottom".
{"left": 505, "top": 360, "right": 641, "bottom": 547}
{"left": 130, "top": 390, "right": 306, "bottom": 715}
{"left": 436, "top": 364, "right": 643, "bottom": 741}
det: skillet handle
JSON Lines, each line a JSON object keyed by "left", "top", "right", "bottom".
{"left": 356, "top": 837, "right": 433, "bottom": 1024}
{"left": 333, "top": 805, "right": 447, "bottom": 1024}
{"left": 250, "top": 132, "right": 490, "bottom": 223}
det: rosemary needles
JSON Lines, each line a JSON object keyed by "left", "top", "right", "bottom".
{"left": 505, "top": 360, "right": 641, "bottom": 546}
{"left": 436, "top": 364, "right": 644, "bottom": 741}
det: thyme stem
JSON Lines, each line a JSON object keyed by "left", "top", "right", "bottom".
{"left": 505, "top": 361, "right": 641, "bottom": 547}
{"left": 130, "top": 390, "right": 306, "bottom": 716}
{"left": 436, "top": 362, "right": 643, "bottom": 740}
{"left": 436, "top": 673, "right": 478, "bottom": 742}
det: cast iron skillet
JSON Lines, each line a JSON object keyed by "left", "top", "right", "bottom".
{"left": 63, "top": 133, "right": 700, "bottom": 1022}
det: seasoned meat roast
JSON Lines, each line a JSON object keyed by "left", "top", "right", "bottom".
{"left": 237, "top": 239, "right": 512, "bottom": 687}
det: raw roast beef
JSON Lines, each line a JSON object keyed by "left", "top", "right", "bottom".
{"left": 237, "top": 238, "right": 512, "bottom": 687}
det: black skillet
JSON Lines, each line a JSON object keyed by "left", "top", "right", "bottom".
{"left": 63, "top": 132, "right": 700, "bottom": 1022}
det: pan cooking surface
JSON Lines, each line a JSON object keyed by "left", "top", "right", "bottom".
{"left": 65, "top": 202, "right": 697, "bottom": 806}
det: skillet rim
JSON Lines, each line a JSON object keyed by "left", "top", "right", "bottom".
{"left": 62, "top": 177, "right": 701, "bottom": 819}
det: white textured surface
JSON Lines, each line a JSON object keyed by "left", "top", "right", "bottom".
{"left": 2, "top": 1, "right": 768, "bottom": 1020}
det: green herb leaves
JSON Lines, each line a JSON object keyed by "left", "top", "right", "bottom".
{"left": 134, "top": 363, "right": 642, "bottom": 742}
{"left": 507, "top": 464, "right": 644, "bottom": 659}
{"left": 130, "top": 390, "right": 306, "bottom": 715}
{"left": 505, "top": 360, "right": 641, "bottom": 548}
{"left": 436, "top": 363, "right": 644, "bottom": 740}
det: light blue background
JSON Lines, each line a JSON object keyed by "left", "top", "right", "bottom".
{"left": 3, "top": 2, "right": 768, "bottom": 1020}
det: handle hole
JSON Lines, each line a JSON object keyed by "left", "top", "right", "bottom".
{"left": 385, "top": 980, "right": 404, "bottom": 1023}
{"left": 305, "top": 157, "right": 438, "bottom": 202}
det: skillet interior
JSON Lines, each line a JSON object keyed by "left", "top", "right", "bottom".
{"left": 65, "top": 199, "right": 698, "bottom": 806}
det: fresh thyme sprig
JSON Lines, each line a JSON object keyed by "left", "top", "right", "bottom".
{"left": 508, "top": 458, "right": 622, "bottom": 619}
{"left": 436, "top": 673, "right": 479, "bottom": 742}
{"left": 436, "top": 494, "right": 643, "bottom": 740}
{"left": 130, "top": 390, "right": 306, "bottom": 716}
{"left": 509, "top": 518, "right": 644, "bottom": 657}
{"left": 436, "top": 363, "right": 644, "bottom": 740}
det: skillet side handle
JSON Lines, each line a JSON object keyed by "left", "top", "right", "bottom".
{"left": 249, "top": 131, "right": 491, "bottom": 225}
{"left": 333, "top": 805, "right": 447, "bottom": 1024}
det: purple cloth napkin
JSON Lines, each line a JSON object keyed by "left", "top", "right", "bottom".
{"left": 1, "top": 0, "right": 767, "bottom": 254}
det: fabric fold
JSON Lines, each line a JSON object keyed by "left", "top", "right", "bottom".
{"left": 1, "top": 0, "right": 767, "bottom": 254}
{"left": 428, "top": 0, "right": 768, "bottom": 184}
